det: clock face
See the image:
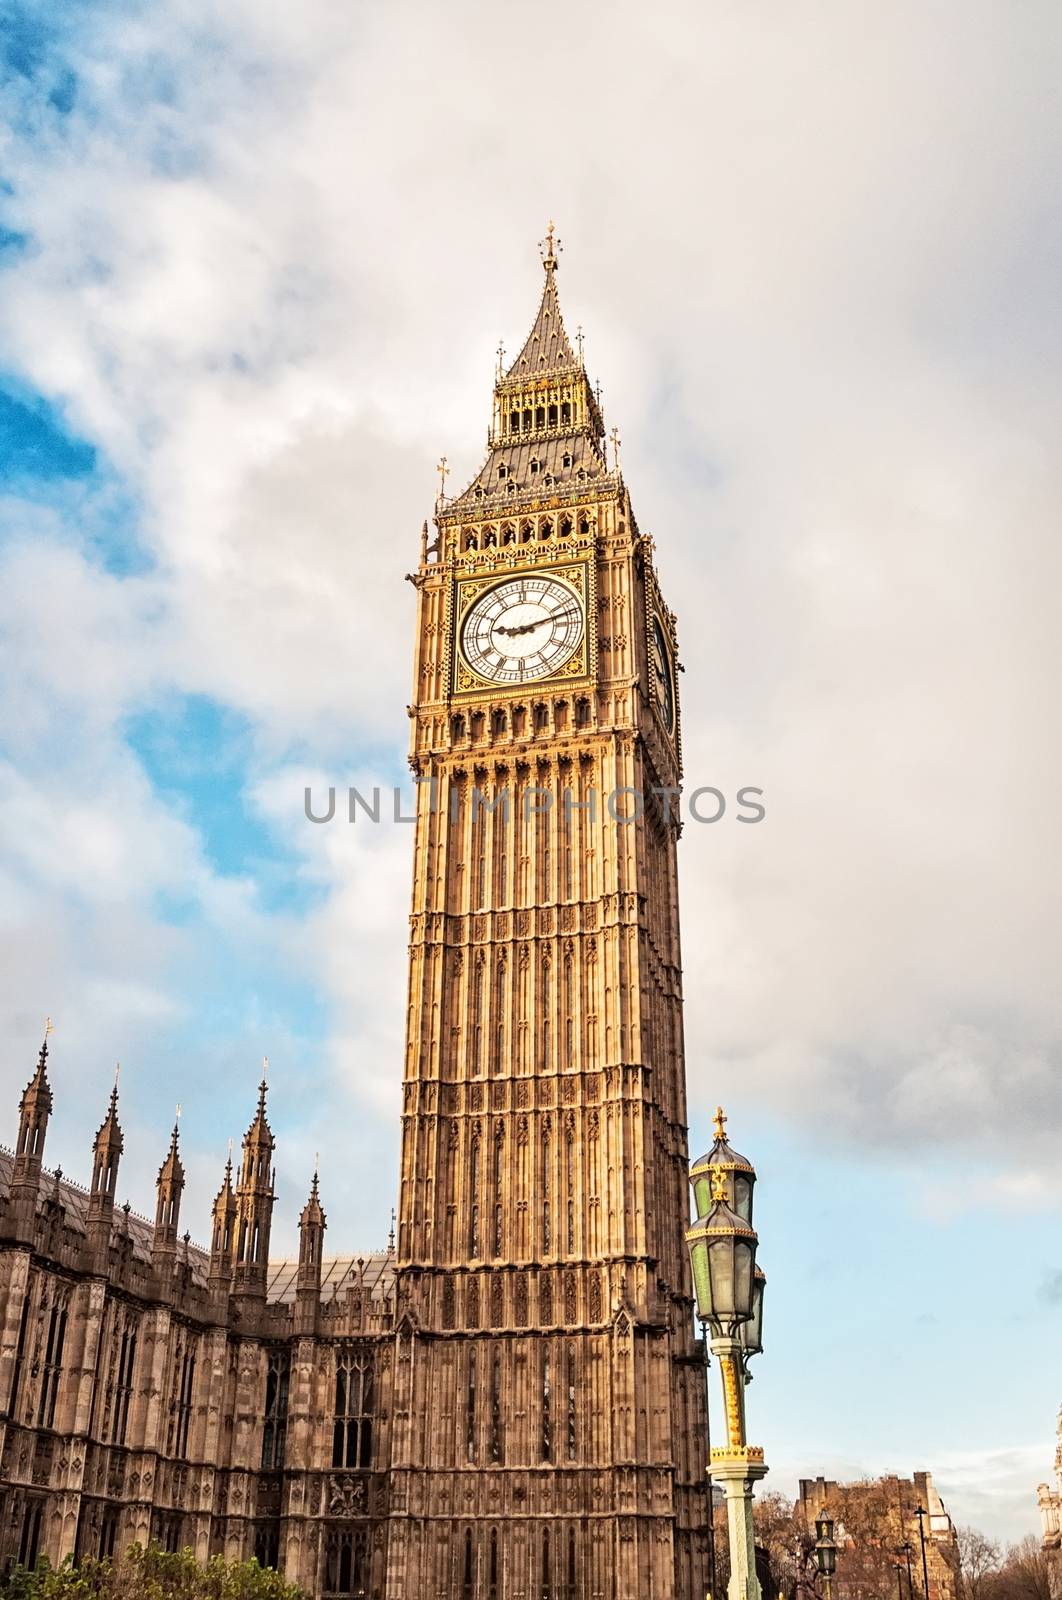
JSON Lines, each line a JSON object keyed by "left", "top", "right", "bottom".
{"left": 461, "top": 575, "right": 585, "bottom": 684}
{"left": 652, "top": 614, "right": 675, "bottom": 733}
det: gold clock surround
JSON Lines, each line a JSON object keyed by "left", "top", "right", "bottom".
{"left": 451, "top": 558, "right": 594, "bottom": 698}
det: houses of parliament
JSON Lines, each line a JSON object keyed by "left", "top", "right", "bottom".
{"left": 0, "top": 235, "right": 716, "bottom": 1598}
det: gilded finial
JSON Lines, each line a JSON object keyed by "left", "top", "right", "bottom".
{"left": 175, "top": 1102, "right": 181, "bottom": 1125}
{"left": 495, "top": 339, "right": 505, "bottom": 379}
{"left": 388, "top": 1208, "right": 396, "bottom": 1252}
{"left": 539, "top": 220, "right": 561, "bottom": 272}
{"left": 436, "top": 456, "right": 450, "bottom": 507}
{"left": 576, "top": 325, "right": 585, "bottom": 362}
{"left": 710, "top": 1167, "right": 728, "bottom": 1204}
{"left": 713, "top": 1105, "right": 727, "bottom": 1142}
{"left": 44, "top": 1016, "right": 55, "bottom": 1039}
{"left": 609, "top": 426, "right": 622, "bottom": 471}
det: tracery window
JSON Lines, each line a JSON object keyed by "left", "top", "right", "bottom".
{"left": 112, "top": 1321, "right": 137, "bottom": 1445}
{"left": 541, "top": 1349, "right": 552, "bottom": 1462}
{"left": 332, "top": 1347, "right": 373, "bottom": 1469}
{"left": 261, "top": 1350, "right": 290, "bottom": 1470}
{"left": 466, "top": 1346, "right": 477, "bottom": 1462}
{"left": 324, "top": 1528, "right": 369, "bottom": 1597}
{"left": 37, "top": 1292, "right": 68, "bottom": 1428}
{"left": 167, "top": 1336, "right": 195, "bottom": 1457}
{"left": 490, "top": 1351, "right": 503, "bottom": 1463}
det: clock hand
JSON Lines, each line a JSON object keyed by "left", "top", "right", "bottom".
{"left": 494, "top": 607, "right": 580, "bottom": 638}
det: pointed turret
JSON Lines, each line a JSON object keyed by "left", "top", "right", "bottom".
{"left": 232, "top": 1069, "right": 276, "bottom": 1301}
{"left": 445, "top": 226, "right": 610, "bottom": 518}
{"left": 86, "top": 1070, "right": 123, "bottom": 1265}
{"left": 298, "top": 1168, "right": 325, "bottom": 1279}
{"left": 152, "top": 1114, "right": 185, "bottom": 1267}
{"left": 295, "top": 1166, "right": 326, "bottom": 1332}
{"left": 14, "top": 1029, "right": 53, "bottom": 1180}
{"left": 208, "top": 1143, "right": 237, "bottom": 1291}
{"left": 6, "top": 1026, "right": 55, "bottom": 1243}
{"left": 90, "top": 1077, "right": 123, "bottom": 1201}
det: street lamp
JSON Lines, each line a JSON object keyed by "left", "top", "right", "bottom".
{"left": 893, "top": 1561, "right": 905, "bottom": 1600}
{"left": 814, "top": 1509, "right": 838, "bottom": 1600}
{"left": 686, "top": 1108, "right": 768, "bottom": 1600}
{"left": 900, "top": 1541, "right": 915, "bottom": 1600}
{"left": 915, "top": 1507, "right": 931, "bottom": 1600}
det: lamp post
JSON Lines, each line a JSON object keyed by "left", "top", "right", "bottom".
{"left": 901, "top": 1541, "right": 915, "bottom": 1600}
{"left": 915, "top": 1507, "right": 931, "bottom": 1600}
{"left": 894, "top": 1561, "right": 905, "bottom": 1600}
{"left": 814, "top": 1510, "right": 838, "bottom": 1600}
{"left": 686, "top": 1108, "right": 767, "bottom": 1600}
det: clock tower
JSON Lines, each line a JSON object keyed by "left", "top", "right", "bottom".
{"left": 387, "top": 232, "right": 711, "bottom": 1599}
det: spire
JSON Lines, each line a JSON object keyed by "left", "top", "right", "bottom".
{"left": 505, "top": 224, "right": 578, "bottom": 379}
{"left": 232, "top": 1068, "right": 277, "bottom": 1299}
{"left": 90, "top": 1069, "right": 124, "bottom": 1202}
{"left": 15, "top": 1022, "right": 54, "bottom": 1175}
{"left": 299, "top": 1165, "right": 326, "bottom": 1238}
{"left": 447, "top": 231, "right": 609, "bottom": 514}
{"left": 296, "top": 1162, "right": 327, "bottom": 1327}
{"left": 153, "top": 1109, "right": 185, "bottom": 1255}
{"left": 209, "top": 1139, "right": 237, "bottom": 1286}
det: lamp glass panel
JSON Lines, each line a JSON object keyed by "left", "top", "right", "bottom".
{"left": 689, "top": 1236, "right": 713, "bottom": 1320}
{"left": 708, "top": 1238, "right": 737, "bottom": 1319}
{"left": 734, "top": 1238, "right": 755, "bottom": 1320}
{"left": 734, "top": 1174, "right": 753, "bottom": 1223}
{"left": 742, "top": 1275, "right": 764, "bottom": 1355}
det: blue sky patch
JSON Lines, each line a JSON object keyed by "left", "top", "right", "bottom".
{"left": 0, "top": 381, "right": 96, "bottom": 479}
{"left": 125, "top": 694, "right": 319, "bottom": 915}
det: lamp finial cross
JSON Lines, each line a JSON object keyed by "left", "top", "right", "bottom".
{"left": 713, "top": 1105, "right": 727, "bottom": 1142}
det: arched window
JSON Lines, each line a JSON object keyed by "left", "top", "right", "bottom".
{"left": 261, "top": 1351, "right": 290, "bottom": 1470}
{"left": 332, "top": 1347, "right": 374, "bottom": 1469}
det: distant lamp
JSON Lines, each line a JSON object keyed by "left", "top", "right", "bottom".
{"left": 815, "top": 1509, "right": 838, "bottom": 1600}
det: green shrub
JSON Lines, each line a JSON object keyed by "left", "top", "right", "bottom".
{"left": 0, "top": 1545, "right": 304, "bottom": 1600}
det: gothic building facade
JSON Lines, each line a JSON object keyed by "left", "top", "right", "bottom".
{"left": 0, "top": 237, "right": 712, "bottom": 1599}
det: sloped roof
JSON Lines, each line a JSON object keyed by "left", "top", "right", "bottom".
{"left": 504, "top": 265, "right": 578, "bottom": 378}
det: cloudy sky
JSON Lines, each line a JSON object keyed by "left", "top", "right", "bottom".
{"left": 2, "top": 0, "right": 1060, "bottom": 1544}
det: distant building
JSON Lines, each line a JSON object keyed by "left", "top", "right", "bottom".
{"left": 1037, "top": 1405, "right": 1062, "bottom": 1598}
{"left": 797, "top": 1473, "right": 959, "bottom": 1600}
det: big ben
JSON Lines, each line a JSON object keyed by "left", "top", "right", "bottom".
{"left": 386, "top": 229, "right": 712, "bottom": 1599}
